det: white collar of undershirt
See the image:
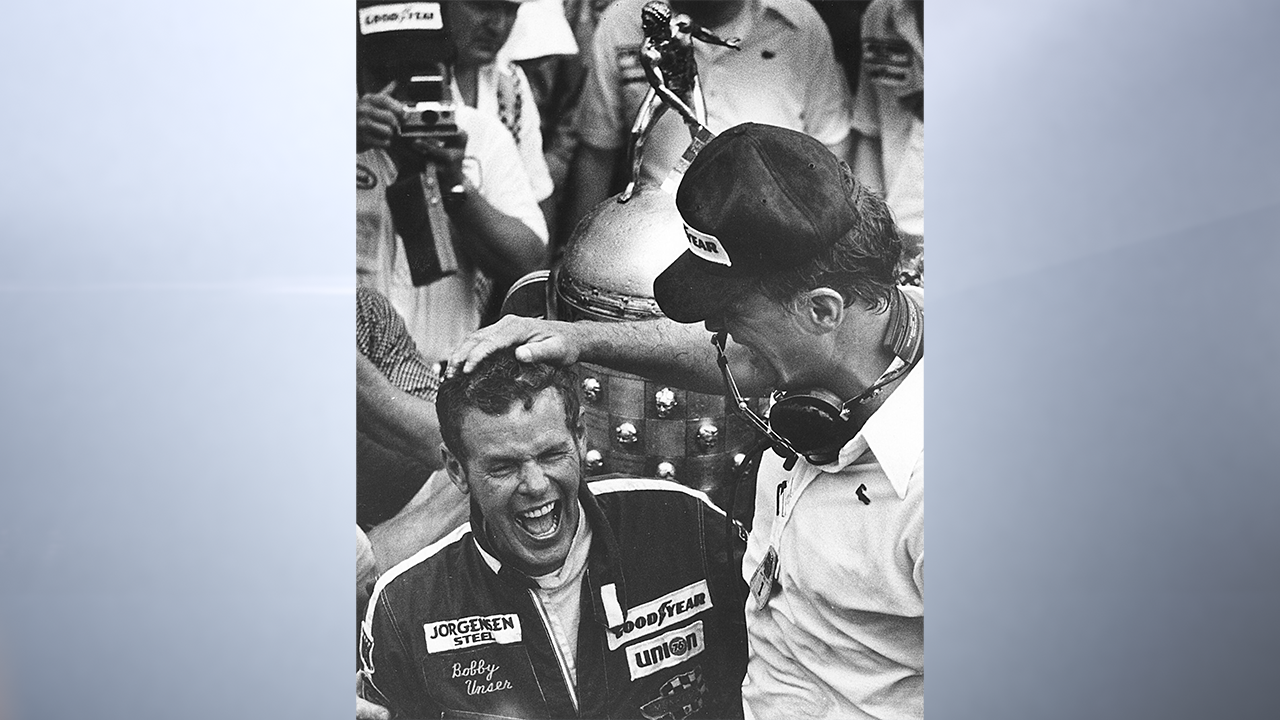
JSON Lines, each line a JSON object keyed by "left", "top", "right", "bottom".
{"left": 530, "top": 503, "right": 592, "bottom": 591}
{"left": 813, "top": 358, "right": 924, "bottom": 499}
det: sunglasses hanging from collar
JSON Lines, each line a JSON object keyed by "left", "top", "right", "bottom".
{"left": 715, "top": 287, "right": 923, "bottom": 468}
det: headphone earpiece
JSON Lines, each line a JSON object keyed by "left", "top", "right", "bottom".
{"left": 716, "top": 288, "right": 923, "bottom": 468}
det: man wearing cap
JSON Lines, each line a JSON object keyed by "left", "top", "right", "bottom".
{"left": 449, "top": 122, "right": 924, "bottom": 719}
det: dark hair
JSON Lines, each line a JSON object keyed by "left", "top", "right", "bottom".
{"left": 754, "top": 176, "right": 903, "bottom": 314}
{"left": 641, "top": 0, "right": 673, "bottom": 34}
{"left": 436, "top": 349, "right": 580, "bottom": 461}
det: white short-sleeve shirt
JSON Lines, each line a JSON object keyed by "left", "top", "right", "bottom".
{"left": 465, "top": 62, "right": 555, "bottom": 202}
{"left": 576, "top": 0, "right": 853, "bottom": 186}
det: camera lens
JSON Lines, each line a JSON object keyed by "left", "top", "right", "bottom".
{"left": 421, "top": 110, "right": 439, "bottom": 125}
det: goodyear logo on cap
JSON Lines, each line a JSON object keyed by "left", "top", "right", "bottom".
{"left": 359, "top": 3, "right": 443, "bottom": 34}
{"left": 685, "top": 225, "right": 731, "bottom": 267}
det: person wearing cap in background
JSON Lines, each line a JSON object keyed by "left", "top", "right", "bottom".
{"left": 449, "top": 122, "right": 924, "bottom": 720}
{"left": 357, "top": 0, "right": 556, "bottom": 214}
{"left": 356, "top": 0, "right": 550, "bottom": 367}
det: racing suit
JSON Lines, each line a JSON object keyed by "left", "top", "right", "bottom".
{"left": 360, "top": 476, "right": 748, "bottom": 719}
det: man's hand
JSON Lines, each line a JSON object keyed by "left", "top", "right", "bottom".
{"left": 447, "top": 315, "right": 584, "bottom": 377}
{"left": 446, "top": 315, "right": 760, "bottom": 396}
{"left": 356, "top": 696, "right": 390, "bottom": 720}
{"left": 356, "top": 671, "right": 390, "bottom": 720}
{"left": 357, "top": 353, "right": 445, "bottom": 470}
{"left": 357, "top": 82, "right": 404, "bottom": 153}
{"left": 411, "top": 131, "right": 470, "bottom": 192}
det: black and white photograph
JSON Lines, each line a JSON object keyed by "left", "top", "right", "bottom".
{"left": 9, "top": 2, "right": 1280, "bottom": 720}
{"left": 354, "top": 1, "right": 924, "bottom": 717}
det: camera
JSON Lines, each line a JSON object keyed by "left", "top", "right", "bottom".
{"left": 398, "top": 71, "right": 459, "bottom": 140}
{"left": 357, "top": 1, "right": 461, "bottom": 140}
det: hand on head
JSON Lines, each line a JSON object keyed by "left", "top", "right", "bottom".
{"left": 446, "top": 316, "right": 582, "bottom": 378}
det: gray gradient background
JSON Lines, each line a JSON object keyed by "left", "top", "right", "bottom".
{"left": 1, "top": 0, "right": 1278, "bottom": 718}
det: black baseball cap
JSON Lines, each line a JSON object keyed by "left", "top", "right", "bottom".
{"left": 653, "top": 123, "right": 860, "bottom": 323}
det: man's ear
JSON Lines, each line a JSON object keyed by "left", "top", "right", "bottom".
{"left": 442, "top": 444, "right": 470, "bottom": 495}
{"left": 799, "top": 288, "right": 846, "bottom": 334}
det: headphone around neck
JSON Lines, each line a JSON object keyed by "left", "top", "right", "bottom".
{"left": 716, "top": 287, "right": 923, "bottom": 467}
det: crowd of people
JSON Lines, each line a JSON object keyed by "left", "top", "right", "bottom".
{"left": 356, "top": 1, "right": 924, "bottom": 718}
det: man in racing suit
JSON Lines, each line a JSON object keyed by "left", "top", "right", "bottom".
{"left": 359, "top": 350, "right": 748, "bottom": 719}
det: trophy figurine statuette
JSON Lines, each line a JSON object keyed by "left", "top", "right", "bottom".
{"left": 497, "top": 0, "right": 765, "bottom": 507}
{"left": 620, "top": 0, "right": 740, "bottom": 202}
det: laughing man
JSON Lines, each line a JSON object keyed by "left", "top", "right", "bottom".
{"left": 359, "top": 350, "right": 748, "bottom": 718}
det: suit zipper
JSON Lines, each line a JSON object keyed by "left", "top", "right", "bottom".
{"left": 528, "top": 589, "right": 580, "bottom": 715}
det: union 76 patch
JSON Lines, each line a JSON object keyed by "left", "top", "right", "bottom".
{"left": 626, "top": 620, "right": 705, "bottom": 680}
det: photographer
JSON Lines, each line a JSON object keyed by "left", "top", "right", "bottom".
{"left": 851, "top": 0, "right": 924, "bottom": 274}
{"left": 356, "top": 3, "right": 549, "bottom": 365}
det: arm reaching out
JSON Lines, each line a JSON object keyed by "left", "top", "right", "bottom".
{"left": 446, "top": 315, "right": 777, "bottom": 396}
{"left": 680, "top": 20, "right": 741, "bottom": 50}
{"left": 357, "top": 353, "right": 444, "bottom": 471}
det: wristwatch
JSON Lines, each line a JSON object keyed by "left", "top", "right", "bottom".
{"left": 443, "top": 182, "right": 468, "bottom": 209}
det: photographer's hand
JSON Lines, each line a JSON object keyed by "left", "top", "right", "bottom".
{"left": 411, "top": 131, "right": 469, "bottom": 192}
{"left": 357, "top": 81, "right": 403, "bottom": 153}
{"left": 410, "top": 131, "right": 546, "bottom": 284}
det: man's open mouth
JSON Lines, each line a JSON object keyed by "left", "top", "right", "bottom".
{"left": 515, "top": 500, "right": 561, "bottom": 540}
